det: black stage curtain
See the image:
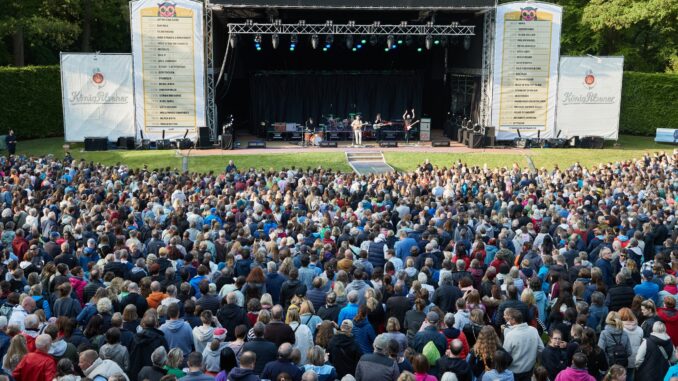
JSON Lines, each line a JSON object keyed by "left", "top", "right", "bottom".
{"left": 250, "top": 71, "right": 423, "bottom": 127}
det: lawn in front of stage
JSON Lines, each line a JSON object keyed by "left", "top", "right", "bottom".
{"left": 16, "top": 135, "right": 673, "bottom": 174}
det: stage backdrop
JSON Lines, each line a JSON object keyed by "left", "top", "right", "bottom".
{"left": 556, "top": 56, "right": 624, "bottom": 140}
{"left": 250, "top": 71, "right": 423, "bottom": 128}
{"left": 131, "top": 0, "right": 204, "bottom": 141}
{"left": 491, "top": 2, "right": 562, "bottom": 140}
{"left": 60, "top": 53, "right": 135, "bottom": 142}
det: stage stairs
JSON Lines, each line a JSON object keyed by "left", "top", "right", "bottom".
{"left": 346, "top": 151, "right": 394, "bottom": 175}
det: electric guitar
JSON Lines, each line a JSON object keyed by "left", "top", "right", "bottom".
{"left": 405, "top": 120, "right": 420, "bottom": 131}
{"left": 373, "top": 121, "right": 393, "bottom": 129}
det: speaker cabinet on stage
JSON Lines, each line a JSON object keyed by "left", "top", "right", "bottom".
{"left": 198, "top": 127, "right": 211, "bottom": 149}
{"left": 469, "top": 133, "right": 484, "bottom": 148}
{"left": 380, "top": 141, "right": 398, "bottom": 148}
{"left": 84, "top": 137, "right": 108, "bottom": 151}
{"left": 579, "top": 136, "right": 604, "bottom": 149}
{"left": 178, "top": 139, "right": 193, "bottom": 149}
{"left": 156, "top": 140, "right": 172, "bottom": 150}
{"left": 221, "top": 133, "right": 233, "bottom": 150}
{"left": 319, "top": 141, "right": 337, "bottom": 148}
{"left": 248, "top": 140, "right": 266, "bottom": 149}
{"left": 114, "top": 137, "right": 135, "bottom": 150}
{"left": 432, "top": 140, "right": 450, "bottom": 147}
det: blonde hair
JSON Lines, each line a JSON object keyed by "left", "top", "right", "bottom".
{"left": 520, "top": 288, "right": 535, "bottom": 306}
{"left": 3, "top": 335, "right": 27, "bottom": 370}
{"left": 605, "top": 311, "right": 624, "bottom": 330}
{"left": 286, "top": 305, "right": 301, "bottom": 324}
{"left": 333, "top": 281, "right": 346, "bottom": 297}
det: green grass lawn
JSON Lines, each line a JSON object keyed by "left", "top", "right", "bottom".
{"left": 15, "top": 135, "right": 674, "bottom": 173}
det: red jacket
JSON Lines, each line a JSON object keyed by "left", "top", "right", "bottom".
{"left": 12, "top": 351, "right": 57, "bottom": 381}
{"left": 12, "top": 236, "right": 28, "bottom": 261}
{"left": 657, "top": 307, "right": 678, "bottom": 346}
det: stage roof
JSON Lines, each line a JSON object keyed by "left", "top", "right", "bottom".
{"left": 208, "top": 0, "right": 495, "bottom": 10}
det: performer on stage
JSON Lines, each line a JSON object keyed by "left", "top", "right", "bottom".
{"left": 305, "top": 117, "right": 315, "bottom": 131}
{"left": 374, "top": 113, "right": 383, "bottom": 141}
{"left": 351, "top": 115, "right": 364, "bottom": 146}
{"left": 403, "top": 108, "right": 415, "bottom": 143}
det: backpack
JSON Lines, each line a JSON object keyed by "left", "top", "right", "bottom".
{"left": 422, "top": 340, "right": 440, "bottom": 365}
{"left": 609, "top": 333, "right": 628, "bottom": 367}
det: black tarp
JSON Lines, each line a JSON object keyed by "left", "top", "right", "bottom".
{"left": 249, "top": 71, "right": 423, "bottom": 126}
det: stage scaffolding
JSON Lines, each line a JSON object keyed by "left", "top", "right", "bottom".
{"left": 204, "top": 2, "right": 496, "bottom": 138}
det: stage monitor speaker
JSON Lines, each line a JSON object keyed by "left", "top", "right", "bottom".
{"left": 156, "top": 139, "right": 172, "bottom": 150}
{"left": 178, "top": 139, "right": 193, "bottom": 149}
{"left": 579, "top": 136, "right": 604, "bottom": 149}
{"left": 248, "top": 140, "right": 266, "bottom": 149}
{"left": 469, "top": 133, "right": 484, "bottom": 148}
{"left": 123, "top": 137, "right": 135, "bottom": 150}
{"left": 221, "top": 133, "right": 233, "bottom": 149}
{"left": 432, "top": 140, "right": 450, "bottom": 147}
{"left": 84, "top": 137, "right": 108, "bottom": 151}
{"left": 380, "top": 141, "right": 398, "bottom": 148}
{"left": 198, "top": 127, "right": 211, "bottom": 149}
{"left": 319, "top": 141, "right": 337, "bottom": 148}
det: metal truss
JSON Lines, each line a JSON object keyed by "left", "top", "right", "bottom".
{"left": 479, "top": 9, "right": 494, "bottom": 127}
{"left": 227, "top": 22, "right": 475, "bottom": 36}
{"left": 205, "top": 5, "right": 218, "bottom": 140}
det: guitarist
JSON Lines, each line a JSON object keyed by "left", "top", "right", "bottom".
{"left": 351, "top": 115, "right": 365, "bottom": 146}
{"left": 373, "top": 113, "right": 383, "bottom": 141}
{"left": 403, "top": 108, "right": 415, "bottom": 143}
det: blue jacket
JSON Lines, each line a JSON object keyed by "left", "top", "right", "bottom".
{"left": 395, "top": 238, "right": 418, "bottom": 261}
{"left": 353, "top": 318, "right": 376, "bottom": 354}
{"left": 265, "top": 272, "right": 287, "bottom": 305}
{"left": 189, "top": 275, "right": 207, "bottom": 298}
{"left": 634, "top": 281, "right": 660, "bottom": 303}
{"left": 159, "top": 319, "right": 194, "bottom": 359}
{"left": 413, "top": 325, "right": 447, "bottom": 356}
{"left": 261, "top": 359, "right": 303, "bottom": 381}
{"left": 337, "top": 303, "right": 359, "bottom": 324}
{"left": 595, "top": 258, "right": 614, "bottom": 286}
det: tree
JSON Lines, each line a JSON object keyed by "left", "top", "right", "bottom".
{"left": 0, "top": 0, "right": 81, "bottom": 66}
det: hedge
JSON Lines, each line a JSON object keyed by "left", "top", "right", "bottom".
{"left": 620, "top": 72, "right": 678, "bottom": 136}
{"left": 0, "top": 66, "right": 63, "bottom": 139}
{"left": 0, "top": 66, "right": 676, "bottom": 140}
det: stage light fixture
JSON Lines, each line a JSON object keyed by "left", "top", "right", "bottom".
{"left": 311, "top": 34, "right": 319, "bottom": 49}
{"left": 417, "top": 47, "right": 423, "bottom": 52}
{"left": 356, "top": 44, "right": 363, "bottom": 49}
{"left": 384, "top": 48, "right": 389, "bottom": 52}
{"left": 229, "top": 35, "right": 237, "bottom": 48}
{"left": 370, "top": 35, "right": 378, "bottom": 46}
{"left": 464, "top": 35, "right": 472, "bottom": 50}
{"left": 425, "top": 35, "right": 433, "bottom": 50}
{"left": 361, "top": 39, "right": 367, "bottom": 44}
{"left": 290, "top": 34, "right": 298, "bottom": 51}
{"left": 434, "top": 39, "right": 440, "bottom": 45}
{"left": 397, "top": 39, "right": 403, "bottom": 45}
{"left": 272, "top": 34, "right": 279, "bottom": 49}
{"left": 346, "top": 35, "right": 353, "bottom": 49}
{"left": 352, "top": 48, "right": 357, "bottom": 52}
{"left": 325, "top": 34, "right": 334, "bottom": 49}
{"left": 254, "top": 34, "right": 262, "bottom": 44}
{"left": 392, "top": 44, "right": 397, "bottom": 49}
{"left": 386, "top": 35, "right": 394, "bottom": 49}
{"left": 441, "top": 36, "right": 448, "bottom": 47}
{"left": 405, "top": 35, "right": 413, "bottom": 46}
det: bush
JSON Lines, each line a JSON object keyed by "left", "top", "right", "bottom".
{"left": 620, "top": 72, "right": 678, "bottom": 136}
{"left": 0, "top": 66, "right": 63, "bottom": 139}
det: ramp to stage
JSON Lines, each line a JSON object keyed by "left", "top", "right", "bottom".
{"left": 346, "top": 151, "right": 394, "bottom": 175}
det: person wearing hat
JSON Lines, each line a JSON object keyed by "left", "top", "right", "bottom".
{"left": 634, "top": 270, "right": 660, "bottom": 303}
{"left": 412, "top": 311, "right": 447, "bottom": 356}
{"left": 354, "top": 334, "right": 399, "bottom": 381}
{"left": 327, "top": 320, "right": 362, "bottom": 379}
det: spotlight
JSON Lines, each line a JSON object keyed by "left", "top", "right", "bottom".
{"left": 254, "top": 34, "right": 262, "bottom": 44}
{"left": 464, "top": 35, "right": 472, "bottom": 50}
{"left": 441, "top": 36, "right": 448, "bottom": 47}
{"left": 392, "top": 45, "right": 397, "bottom": 49}
{"left": 417, "top": 47, "right": 423, "bottom": 52}
{"left": 326, "top": 34, "right": 334, "bottom": 48}
{"left": 384, "top": 48, "right": 389, "bottom": 52}
{"left": 434, "top": 39, "right": 440, "bottom": 45}
{"left": 229, "top": 35, "right": 237, "bottom": 48}
{"left": 425, "top": 35, "right": 432, "bottom": 50}
{"left": 370, "top": 35, "right": 378, "bottom": 46}
{"left": 346, "top": 35, "right": 353, "bottom": 49}
{"left": 356, "top": 44, "right": 363, "bottom": 49}
{"left": 386, "top": 35, "right": 394, "bottom": 48}
{"left": 397, "top": 39, "right": 403, "bottom": 45}
{"left": 272, "top": 34, "right": 279, "bottom": 49}
{"left": 311, "top": 34, "right": 319, "bottom": 49}
{"left": 352, "top": 48, "right": 357, "bottom": 52}
{"left": 361, "top": 39, "right": 367, "bottom": 44}
{"left": 290, "top": 34, "right": 298, "bottom": 51}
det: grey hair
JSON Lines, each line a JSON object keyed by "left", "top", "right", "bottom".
{"left": 441, "top": 373, "right": 459, "bottom": 381}
{"left": 97, "top": 298, "right": 113, "bottom": 313}
{"left": 653, "top": 321, "right": 667, "bottom": 334}
{"left": 444, "top": 312, "right": 455, "bottom": 327}
{"left": 302, "top": 371, "right": 318, "bottom": 381}
{"left": 347, "top": 290, "right": 359, "bottom": 303}
{"left": 151, "top": 346, "right": 168, "bottom": 366}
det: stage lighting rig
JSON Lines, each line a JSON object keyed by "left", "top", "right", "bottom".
{"left": 386, "top": 35, "right": 394, "bottom": 49}
{"left": 311, "top": 34, "right": 319, "bottom": 49}
{"left": 272, "top": 34, "right": 279, "bottom": 49}
{"left": 425, "top": 34, "right": 433, "bottom": 50}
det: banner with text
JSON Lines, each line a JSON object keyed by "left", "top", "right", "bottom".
{"left": 556, "top": 56, "right": 624, "bottom": 140}
{"left": 491, "top": 2, "right": 562, "bottom": 140}
{"left": 131, "top": 0, "right": 204, "bottom": 141}
{"left": 60, "top": 53, "right": 135, "bottom": 142}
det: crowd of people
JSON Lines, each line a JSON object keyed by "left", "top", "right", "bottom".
{"left": 0, "top": 150, "right": 676, "bottom": 381}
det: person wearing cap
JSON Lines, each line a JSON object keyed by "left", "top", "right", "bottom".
{"left": 412, "top": 311, "right": 447, "bottom": 356}
{"left": 634, "top": 270, "right": 660, "bottom": 303}
{"left": 354, "top": 334, "right": 399, "bottom": 381}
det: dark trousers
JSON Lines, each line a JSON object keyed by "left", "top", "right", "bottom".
{"left": 513, "top": 370, "right": 533, "bottom": 381}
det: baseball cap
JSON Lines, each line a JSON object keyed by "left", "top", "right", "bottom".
{"left": 426, "top": 311, "right": 440, "bottom": 324}
{"left": 340, "top": 319, "right": 353, "bottom": 333}
{"left": 214, "top": 328, "right": 227, "bottom": 341}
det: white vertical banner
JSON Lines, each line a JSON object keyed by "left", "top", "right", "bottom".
{"left": 60, "top": 53, "right": 135, "bottom": 142}
{"left": 491, "top": 2, "right": 562, "bottom": 140}
{"left": 131, "top": 0, "right": 205, "bottom": 141}
{"left": 556, "top": 56, "right": 624, "bottom": 140}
